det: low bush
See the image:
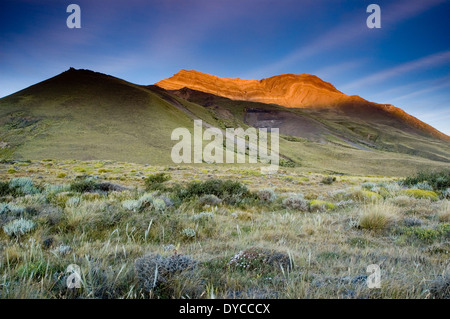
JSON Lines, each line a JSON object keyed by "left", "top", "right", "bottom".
{"left": 309, "top": 200, "right": 336, "bottom": 212}
{"left": 177, "top": 179, "right": 251, "bottom": 203}
{"left": 321, "top": 176, "right": 336, "bottom": 185}
{"left": 428, "top": 276, "right": 450, "bottom": 299}
{"left": 3, "top": 218, "right": 36, "bottom": 237}
{"left": 403, "top": 170, "right": 450, "bottom": 191}
{"left": 197, "top": 194, "right": 222, "bottom": 206}
{"left": 228, "top": 247, "right": 291, "bottom": 273}
{"left": 134, "top": 253, "right": 199, "bottom": 295}
{"left": 257, "top": 188, "right": 277, "bottom": 203}
{"left": 144, "top": 173, "right": 170, "bottom": 191}
{"left": 401, "top": 189, "right": 438, "bottom": 201}
{"left": 282, "top": 193, "right": 308, "bottom": 211}
{"left": 0, "top": 178, "right": 41, "bottom": 197}
{"left": 396, "top": 224, "right": 450, "bottom": 243}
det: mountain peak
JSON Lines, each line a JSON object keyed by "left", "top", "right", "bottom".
{"left": 156, "top": 69, "right": 346, "bottom": 108}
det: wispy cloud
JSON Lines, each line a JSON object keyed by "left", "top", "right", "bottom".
{"left": 341, "top": 51, "right": 450, "bottom": 91}
{"left": 388, "top": 76, "right": 450, "bottom": 103}
{"left": 246, "top": 0, "right": 446, "bottom": 78}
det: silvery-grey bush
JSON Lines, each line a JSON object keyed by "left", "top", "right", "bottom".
{"left": 3, "top": 218, "right": 36, "bottom": 237}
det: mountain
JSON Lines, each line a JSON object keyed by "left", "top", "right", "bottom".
{"left": 157, "top": 70, "right": 449, "bottom": 142}
{"left": 0, "top": 68, "right": 218, "bottom": 164}
{"left": 0, "top": 68, "right": 449, "bottom": 176}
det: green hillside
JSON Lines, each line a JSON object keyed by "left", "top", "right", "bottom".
{"left": 0, "top": 68, "right": 217, "bottom": 164}
{"left": 0, "top": 68, "right": 449, "bottom": 176}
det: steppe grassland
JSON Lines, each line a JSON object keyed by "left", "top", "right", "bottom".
{"left": 0, "top": 160, "right": 448, "bottom": 298}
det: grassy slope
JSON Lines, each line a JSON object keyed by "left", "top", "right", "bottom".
{"left": 0, "top": 69, "right": 215, "bottom": 164}
{"left": 170, "top": 88, "right": 450, "bottom": 176}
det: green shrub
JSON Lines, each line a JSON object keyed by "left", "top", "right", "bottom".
{"left": 403, "top": 170, "right": 450, "bottom": 191}
{"left": 181, "top": 228, "right": 196, "bottom": 239}
{"left": 1, "top": 177, "right": 41, "bottom": 197}
{"left": 177, "top": 179, "right": 250, "bottom": 202}
{"left": 321, "top": 176, "right": 336, "bottom": 185}
{"left": 145, "top": 173, "right": 170, "bottom": 191}
{"left": 396, "top": 224, "right": 450, "bottom": 243}
{"left": 70, "top": 178, "right": 98, "bottom": 193}
{"left": 309, "top": 200, "right": 336, "bottom": 212}
{"left": 345, "top": 189, "right": 382, "bottom": 202}
{"left": 401, "top": 189, "right": 438, "bottom": 201}
{"left": 361, "top": 182, "right": 377, "bottom": 190}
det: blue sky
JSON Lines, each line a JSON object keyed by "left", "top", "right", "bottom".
{"left": 1, "top": 0, "right": 449, "bottom": 134}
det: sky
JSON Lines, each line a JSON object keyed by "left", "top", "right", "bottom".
{"left": 1, "top": 0, "right": 449, "bottom": 135}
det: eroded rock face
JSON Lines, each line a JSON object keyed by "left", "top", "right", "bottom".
{"left": 156, "top": 70, "right": 350, "bottom": 108}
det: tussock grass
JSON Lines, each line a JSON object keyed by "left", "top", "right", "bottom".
{"left": 358, "top": 202, "right": 399, "bottom": 231}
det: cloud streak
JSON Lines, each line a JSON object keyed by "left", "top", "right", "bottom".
{"left": 341, "top": 51, "right": 450, "bottom": 91}
{"left": 246, "top": 0, "right": 446, "bottom": 78}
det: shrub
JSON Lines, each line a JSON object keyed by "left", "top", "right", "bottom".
{"left": 45, "top": 184, "right": 71, "bottom": 195}
{"left": 122, "top": 200, "right": 142, "bottom": 212}
{"left": 121, "top": 194, "right": 166, "bottom": 213}
{"left": 396, "top": 224, "right": 449, "bottom": 243}
{"left": 403, "top": 170, "right": 450, "bottom": 191}
{"left": 152, "top": 198, "right": 166, "bottom": 212}
{"left": 403, "top": 217, "right": 423, "bottom": 227}
{"left": 257, "top": 188, "right": 277, "bottom": 203}
{"left": 442, "top": 188, "right": 450, "bottom": 199}
{"left": 401, "top": 189, "right": 438, "bottom": 201}
{"left": 1, "top": 178, "right": 41, "bottom": 197}
{"left": 412, "top": 182, "right": 433, "bottom": 191}
{"left": 321, "top": 176, "right": 336, "bottom": 185}
{"left": 345, "top": 189, "right": 382, "bottom": 202}
{"left": 3, "top": 218, "right": 36, "bottom": 237}
{"left": 382, "top": 182, "right": 402, "bottom": 193}
{"left": 228, "top": 247, "right": 291, "bottom": 273}
{"left": 361, "top": 182, "right": 377, "bottom": 190}
{"left": 0, "top": 181, "right": 9, "bottom": 196}
{"left": 428, "top": 276, "right": 450, "bottom": 299}
{"left": 358, "top": 203, "right": 398, "bottom": 230}
{"left": 181, "top": 228, "right": 196, "bottom": 239}
{"left": 134, "top": 253, "right": 198, "bottom": 292}
{"left": 178, "top": 179, "right": 250, "bottom": 202}
{"left": 70, "top": 178, "right": 98, "bottom": 193}
{"left": 0, "top": 203, "right": 25, "bottom": 216}
{"left": 193, "top": 212, "right": 214, "bottom": 221}
{"left": 309, "top": 200, "right": 336, "bottom": 212}
{"left": 197, "top": 194, "right": 222, "bottom": 206}
{"left": 282, "top": 194, "right": 308, "bottom": 211}
{"left": 57, "top": 172, "right": 67, "bottom": 178}
{"left": 144, "top": 173, "right": 170, "bottom": 191}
